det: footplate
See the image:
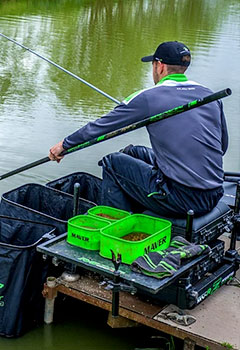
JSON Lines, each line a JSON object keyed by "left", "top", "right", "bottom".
{"left": 145, "top": 258, "right": 238, "bottom": 309}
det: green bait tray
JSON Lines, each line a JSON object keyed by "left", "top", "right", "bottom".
{"left": 100, "top": 214, "right": 172, "bottom": 264}
{"left": 88, "top": 205, "right": 131, "bottom": 222}
{"left": 67, "top": 215, "right": 111, "bottom": 250}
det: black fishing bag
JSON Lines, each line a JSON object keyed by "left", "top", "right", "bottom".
{"left": 0, "top": 183, "right": 96, "bottom": 234}
{"left": 0, "top": 216, "right": 56, "bottom": 337}
{"left": 46, "top": 172, "right": 102, "bottom": 205}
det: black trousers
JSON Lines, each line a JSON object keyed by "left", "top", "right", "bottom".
{"left": 100, "top": 145, "right": 223, "bottom": 217}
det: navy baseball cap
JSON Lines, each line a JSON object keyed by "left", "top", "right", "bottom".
{"left": 141, "top": 41, "right": 191, "bottom": 66}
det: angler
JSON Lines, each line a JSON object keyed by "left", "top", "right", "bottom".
{"left": 49, "top": 41, "right": 229, "bottom": 218}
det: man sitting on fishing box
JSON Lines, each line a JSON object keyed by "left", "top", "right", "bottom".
{"left": 49, "top": 41, "right": 228, "bottom": 218}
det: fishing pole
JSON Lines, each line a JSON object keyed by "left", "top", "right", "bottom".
{"left": 0, "top": 33, "right": 120, "bottom": 104}
{"left": 224, "top": 171, "right": 240, "bottom": 182}
{"left": 224, "top": 172, "right": 240, "bottom": 178}
{"left": 0, "top": 88, "right": 232, "bottom": 181}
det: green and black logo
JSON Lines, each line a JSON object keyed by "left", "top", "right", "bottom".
{"left": 0, "top": 283, "right": 4, "bottom": 307}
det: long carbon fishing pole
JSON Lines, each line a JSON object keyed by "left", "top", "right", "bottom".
{"left": 0, "top": 88, "right": 232, "bottom": 181}
{"left": 0, "top": 32, "right": 120, "bottom": 104}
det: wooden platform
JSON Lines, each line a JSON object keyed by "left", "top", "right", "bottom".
{"left": 42, "top": 237, "right": 240, "bottom": 350}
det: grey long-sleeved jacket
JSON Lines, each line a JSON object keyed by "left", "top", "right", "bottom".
{"left": 63, "top": 74, "right": 228, "bottom": 190}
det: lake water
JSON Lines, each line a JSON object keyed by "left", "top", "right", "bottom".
{"left": 0, "top": 0, "right": 239, "bottom": 348}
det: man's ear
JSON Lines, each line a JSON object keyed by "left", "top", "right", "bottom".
{"left": 157, "top": 61, "right": 165, "bottom": 74}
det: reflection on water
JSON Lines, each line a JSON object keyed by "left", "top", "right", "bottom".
{"left": 0, "top": 298, "right": 156, "bottom": 350}
{"left": 0, "top": 0, "right": 239, "bottom": 197}
{"left": 0, "top": 0, "right": 240, "bottom": 347}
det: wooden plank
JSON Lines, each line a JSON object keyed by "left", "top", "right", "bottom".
{"left": 53, "top": 262, "right": 240, "bottom": 350}
{"left": 56, "top": 275, "right": 163, "bottom": 317}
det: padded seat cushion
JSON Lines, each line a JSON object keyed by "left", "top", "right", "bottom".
{"left": 144, "top": 201, "right": 231, "bottom": 232}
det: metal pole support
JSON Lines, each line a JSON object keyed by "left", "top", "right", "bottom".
{"left": 42, "top": 277, "right": 58, "bottom": 324}
{"left": 186, "top": 210, "right": 194, "bottom": 242}
{"left": 112, "top": 270, "right": 120, "bottom": 317}
{"left": 73, "top": 183, "right": 80, "bottom": 217}
{"left": 110, "top": 250, "right": 122, "bottom": 317}
{"left": 230, "top": 181, "right": 240, "bottom": 250}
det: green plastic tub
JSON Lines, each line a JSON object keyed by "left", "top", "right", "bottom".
{"left": 67, "top": 215, "right": 111, "bottom": 250}
{"left": 88, "top": 205, "right": 131, "bottom": 222}
{"left": 100, "top": 214, "right": 171, "bottom": 265}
